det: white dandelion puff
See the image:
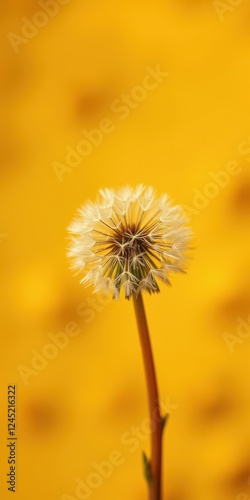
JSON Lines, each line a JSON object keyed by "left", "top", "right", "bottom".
{"left": 67, "top": 185, "right": 192, "bottom": 299}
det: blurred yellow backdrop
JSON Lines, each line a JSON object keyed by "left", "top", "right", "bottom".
{"left": 1, "top": 1, "right": 250, "bottom": 499}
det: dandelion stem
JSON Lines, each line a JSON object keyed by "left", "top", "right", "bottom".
{"left": 133, "top": 292, "right": 164, "bottom": 500}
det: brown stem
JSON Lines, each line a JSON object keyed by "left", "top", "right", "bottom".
{"left": 133, "top": 292, "right": 164, "bottom": 500}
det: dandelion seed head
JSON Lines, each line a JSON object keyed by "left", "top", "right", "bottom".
{"left": 67, "top": 185, "right": 192, "bottom": 299}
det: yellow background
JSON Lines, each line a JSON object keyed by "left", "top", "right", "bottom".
{"left": 1, "top": 1, "right": 250, "bottom": 499}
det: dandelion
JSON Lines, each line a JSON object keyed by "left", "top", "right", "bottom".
{"left": 67, "top": 185, "right": 191, "bottom": 300}
{"left": 67, "top": 185, "right": 192, "bottom": 500}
